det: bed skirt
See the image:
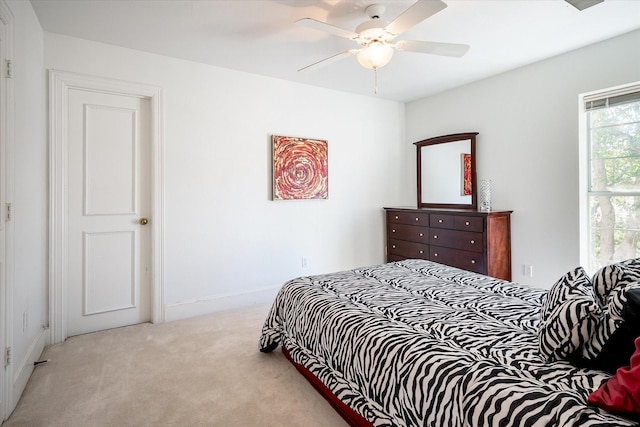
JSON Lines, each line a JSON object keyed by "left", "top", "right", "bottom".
{"left": 282, "top": 347, "right": 372, "bottom": 427}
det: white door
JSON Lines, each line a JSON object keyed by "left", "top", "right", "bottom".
{"left": 66, "top": 88, "right": 151, "bottom": 337}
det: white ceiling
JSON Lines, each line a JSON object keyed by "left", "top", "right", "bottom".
{"left": 30, "top": 0, "right": 640, "bottom": 103}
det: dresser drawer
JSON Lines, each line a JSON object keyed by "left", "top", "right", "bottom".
{"left": 430, "top": 246, "right": 485, "bottom": 274}
{"left": 387, "top": 223, "right": 429, "bottom": 244}
{"left": 430, "top": 214, "right": 454, "bottom": 229}
{"left": 387, "top": 253, "right": 405, "bottom": 263}
{"left": 388, "top": 239, "right": 428, "bottom": 259}
{"left": 429, "top": 229, "right": 483, "bottom": 253}
{"left": 431, "top": 213, "right": 484, "bottom": 232}
{"left": 387, "top": 211, "right": 429, "bottom": 227}
{"left": 454, "top": 216, "right": 484, "bottom": 232}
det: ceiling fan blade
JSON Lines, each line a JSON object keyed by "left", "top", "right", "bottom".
{"left": 298, "top": 50, "right": 358, "bottom": 73}
{"left": 296, "top": 18, "right": 358, "bottom": 40}
{"left": 395, "top": 40, "right": 470, "bottom": 57}
{"left": 386, "top": 0, "right": 447, "bottom": 36}
{"left": 565, "top": 0, "right": 604, "bottom": 11}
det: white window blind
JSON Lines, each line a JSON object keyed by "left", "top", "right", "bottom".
{"left": 585, "top": 89, "right": 640, "bottom": 112}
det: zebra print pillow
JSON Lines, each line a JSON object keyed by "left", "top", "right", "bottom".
{"left": 538, "top": 267, "right": 599, "bottom": 361}
{"left": 581, "top": 282, "right": 640, "bottom": 361}
{"left": 579, "top": 259, "right": 640, "bottom": 370}
{"left": 592, "top": 263, "right": 626, "bottom": 307}
{"left": 591, "top": 258, "right": 640, "bottom": 308}
{"left": 583, "top": 288, "right": 640, "bottom": 374}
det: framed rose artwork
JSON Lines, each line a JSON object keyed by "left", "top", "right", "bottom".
{"left": 461, "top": 153, "right": 472, "bottom": 196}
{"left": 272, "top": 135, "right": 328, "bottom": 200}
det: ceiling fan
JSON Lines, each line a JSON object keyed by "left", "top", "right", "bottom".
{"left": 296, "top": 0, "right": 470, "bottom": 73}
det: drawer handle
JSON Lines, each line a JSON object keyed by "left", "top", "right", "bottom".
{"left": 471, "top": 260, "right": 476, "bottom": 264}
{"left": 434, "top": 253, "right": 438, "bottom": 257}
{"left": 470, "top": 240, "right": 475, "bottom": 244}
{"left": 415, "top": 217, "right": 419, "bottom": 221}
{"left": 419, "top": 250, "right": 424, "bottom": 254}
{"left": 392, "top": 229, "right": 396, "bottom": 233}
{"left": 465, "top": 221, "right": 470, "bottom": 226}
{"left": 433, "top": 235, "right": 438, "bottom": 239}
{"left": 438, "top": 219, "right": 443, "bottom": 223}
{"left": 395, "top": 215, "right": 399, "bottom": 220}
{"left": 419, "top": 233, "right": 424, "bottom": 237}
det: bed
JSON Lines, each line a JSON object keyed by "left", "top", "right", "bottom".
{"left": 259, "top": 259, "right": 639, "bottom": 426}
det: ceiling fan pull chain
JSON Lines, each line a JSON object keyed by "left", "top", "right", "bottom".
{"left": 374, "top": 67, "right": 378, "bottom": 94}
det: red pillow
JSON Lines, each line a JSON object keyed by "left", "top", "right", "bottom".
{"left": 588, "top": 336, "right": 640, "bottom": 416}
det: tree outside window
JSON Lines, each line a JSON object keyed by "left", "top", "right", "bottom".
{"left": 587, "top": 92, "right": 640, "bottom": 272}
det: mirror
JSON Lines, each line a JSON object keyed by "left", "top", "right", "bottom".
{"left": 415, "top": 132, "right": 478, "bottom": 209}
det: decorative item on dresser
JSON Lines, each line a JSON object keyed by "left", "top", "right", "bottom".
{"left": 384, "top": 207, "right": 512, "bottom": 281}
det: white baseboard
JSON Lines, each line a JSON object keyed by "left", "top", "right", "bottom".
{"left": 164, "top": 287, "right": 280, "bottom": 323}
{"left": 11, "top": 326, "right": 49, "bottom": 410}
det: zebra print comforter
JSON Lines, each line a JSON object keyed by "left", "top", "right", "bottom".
{"left": 259, "top": 259, "right": 638, "bottom": 427}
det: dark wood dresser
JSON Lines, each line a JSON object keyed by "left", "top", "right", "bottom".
{"left": 384, "top": 207, "right": 512, "bottom": 281}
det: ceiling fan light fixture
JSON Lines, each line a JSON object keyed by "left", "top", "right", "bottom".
{"left": 356, "top": 41, "right": 394, "bottom": 69}
{"left": 296, "top": 1, "right": 467, "bottom": 75}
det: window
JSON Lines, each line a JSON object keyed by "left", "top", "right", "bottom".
{"left": 580, "top": 83, "right": 640, "bottom": 273}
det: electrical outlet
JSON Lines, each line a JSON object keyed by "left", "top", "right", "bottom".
{"left": 301, "top": 257, "right": 308, "bottom": 268}
{"left": 23, "top": 311, "right": 28, "bottom": 333}
{"left": 523, "top": 264, "right": 533, "bottom": 277}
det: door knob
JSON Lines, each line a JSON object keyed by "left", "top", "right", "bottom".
{"left": 139, "top": 218, "right": 149, "bottom": 225}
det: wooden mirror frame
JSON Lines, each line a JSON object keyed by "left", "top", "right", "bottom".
{"left": 415, "top": 132, "right": 478, "bottom": 210}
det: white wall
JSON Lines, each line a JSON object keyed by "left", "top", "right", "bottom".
{"left": 406, "top": 29, "right": 640, "bottom": 289}
{"left": 5, "top": 0, "right": 48, "bottom": 414}
{"left": 44, "top": 33, "right": 408, "bottom": 320}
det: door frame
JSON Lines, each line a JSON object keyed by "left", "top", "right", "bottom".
{"left": 0, "top": 0, "right": 12, "bottom": 421}
{"left": 49, "top": 70, "right": 164, "bottom": 344}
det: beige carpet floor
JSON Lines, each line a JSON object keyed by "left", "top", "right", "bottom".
{"left": 3, "top": 304, "right": 348, "bottom": 427}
